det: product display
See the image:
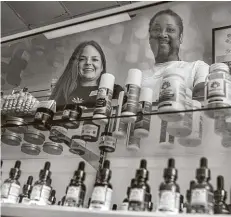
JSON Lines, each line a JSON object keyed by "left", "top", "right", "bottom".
{"left": 64, "top": 162, "right": 86, "bottom": 207}
{"left": 89, "top": 160, "right": 113, "bottom": 211}
{"left": 30, "top": 162, "right": 52, "bottom": 205}
{"left": 121, "top": 69, "right": 142, "bottom": 123}
{"left": 158, "top": 158, "right": 180, "bottom": 213}
{"left": 18, "top": 176, "right": 33, "bottom": 204}
{"left": 190, "top": 157, "right": 214, "bottom": 214}
{"left": 93, "top": 73, "right": 115, "bottom": 126}
{"left": 204, "top": 63, "right": 231, "bottom": 118}
{"left": 1, "top": 161, "right": 21, "bottom": 204}
{"left": 134, "top": 87, "right": 153, "bottom": 138}
{"left": 158, "top": 68, "right": 186, "bottom": 122}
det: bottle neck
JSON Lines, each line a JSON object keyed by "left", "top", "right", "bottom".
{"left": 197, "top": 176, "right": 208, "bottom": 183}
{"left": 164, "top": 176, "right": 176, "bottom": 183}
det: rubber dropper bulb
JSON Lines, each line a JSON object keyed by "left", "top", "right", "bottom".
{"left": 200, "top": 157, "right": 208, "bottom": 167}
{"left": 217, "top": 175, "right": 224, "bottom": 189}
{"left": 103, "top": 160, "right": 110, "bottom": 169}
{"left": 44, "top": 161, "right": 51, "bottom": 170}
{"left": 190, "top": 180, "right": 196, "bottom": 188}
{"left": 15, "top": 160, "right": 21, "bottom": 169}
{"left": 168, "top": 158, "right": 175, "bottom": 168}
{"left": 78, "top": 161, "right": 85, "bottom": 171}
{"left": 27, "top": 176, "right": 33, "bottom": 185}
{"left": 140, "top": 159, "right": 147, "bottom": 169}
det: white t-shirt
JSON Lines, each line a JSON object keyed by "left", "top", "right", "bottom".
{"left": 141, "top": 60, "right": 209, "bottom": 102}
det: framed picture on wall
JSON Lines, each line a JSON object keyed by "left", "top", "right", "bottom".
{"left": 212, "top": 25, "right": 231, "bottom": 71}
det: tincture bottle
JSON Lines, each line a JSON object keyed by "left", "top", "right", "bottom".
{"left": 121, "top": 179, "right": 136, "bottom": 211}
{"left": 89, "top": 160, "right": 113, "bottom": 211}
{"left": 190, "top": 157, "right": 214, "bottom": 214}
{"left": 1, "top": 160, "right": 21, "bottom": 204}
{"left": 30, "top": 161, "right": 52, "bottom": 205}
{"left": 112, "top": 204, "right": 117, "bottom": 210}
{"left": 64, "top": 161, "right": 86, "bottom": 207}
{"left": 18, "top": 176, "right": 33, "bottom": 204}
{"left": 48, "top": 190, "right": 56, "bottom": 205}
{"left": 186, "top": 180, "right": 196, "bottom": 213}
{"left": 214, "top": 176, "right": 230, "bottom": 214}
{"left": 129, "top": 159, "right": 150, "bottom": 211}
{"left": 158, "top": 158, "right": 180, "bottom": 213}
{"left": 179, "top": 195, "right": 184, "bottom": 213}
{"left": 144, "top": 193, "right": 153, "bottom": 212}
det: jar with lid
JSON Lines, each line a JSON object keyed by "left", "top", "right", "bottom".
{"left": 167, "top": 89, "right": 193, "bottom": 137}
{"left": 158, "top": 68, "right": 186, "bottom": 122}
{"left": 204, "top": 63, "right": 231, "bottom": 118}
{"left": 178, "top": 100, "right": 203, "bottom": 147}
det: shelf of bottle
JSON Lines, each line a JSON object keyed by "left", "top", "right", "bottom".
{"left": 1, "top": 204, "right": 229, "bottom": 217}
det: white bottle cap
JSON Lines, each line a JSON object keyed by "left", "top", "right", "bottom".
{"left": 192, "top": 100, "right": 201, "bottom": 109}
{"left": 210, "top": 63, "right": 229, "bottom": 73}
{"left": 139, "top": 87, "right": 153, "bottom": 103}
{"left": 125, "top": 69, "right": 142, "bottom": 87}
{"left": 99, "top": 73, "right": 115, "bottom": 91}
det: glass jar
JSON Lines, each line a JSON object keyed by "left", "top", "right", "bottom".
{"left": 158, "top": 69, "right": 186, "bottom": 122}
{"left": 167, "top": 89, "right": 193, "bottom": 137}
{"left": 204, "top": 63, "right": 231, "bottom": 118}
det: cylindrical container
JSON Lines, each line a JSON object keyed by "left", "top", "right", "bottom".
{"left": 49, "top": 125, "right": 68, "bottom": 143}
{"left": 158, "top": 69, "right": 186, "bottom": 122}
{"left": 134, "top": 87, "right": 153, "bottom": 138}
{"left": 43, "top": 142, "right": 63, "bottom": 155}
{"left": 62, "top": 104, "right": 82, "bottom": 129}
{"left": 126, "top": 123, "right": 141, "bottom": 151}
{"left": 204, "top": 63, "right": 231, "bottom": 118}
{"left": 21, "top": 143, "right": 41, "bottom": 156}
{"left": 121, "top": 69, "right": 142, "bottom": 123}
{"left": 1, "top": 130, "right": 22, "bottom": 146}
{"left": 167, "top": 89, "right": 193, "bottom": 137}
{"left": 81, "top": 120, "right": 100, "bottom": 142}
{"left": 221, "top": 133, "right": 231, "bottom": 148}
{"left": 24, "top": 129, "right": 45, "bottom": 145}
{"left": 178, "top": 100, "right": 203, "bottom": 147}
{"left": 159, "top": 120, "right": 175, "bottom": 149}
{"left": 93, "top": 73, "right": 115, "bottom": 126}
{"left": 34, "top": 107, "right": 54, "bottom": 131}
{"left": 69, "top": 136, "right": 86, "bottom": 156}
{"left": 4, "top": 116, "right": 28, "bottom": 134}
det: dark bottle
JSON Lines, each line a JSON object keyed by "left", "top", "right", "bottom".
{"left": 145, "top": 193, "right": 153, "bottom": 212}
{"left": 112, "top": 204, "right": 117, "bottom": 210}
{"left": 1, "top": 160, "right": 21, "bottom": 204}
{"left": 89, "top": 160, "right": 113, "bottom": 210}
{"left": 190, "top": 157, "right": 214, "bottom": 214}
{"left": 158, "top": 158, "right": 180, "bottom": 213}
{"left": 186, "top": 180, "right": 196, "bottom": 213}
{"left": 121, "top": 179, "right": 136, "bottom": 211}
{"left": 48, "top": 190, "right": 56, "bottom": 205}
{"left": 18, "top": 176, "right": 33, "bottom": 204}
{"left": 129, "top": 159, "right": 150, "bottom": 211}
{"left": 30, "top": 161, "right": 52, "bottom": 205}
{"left": 214, "top": 176, "right": 230, "bottom": 214}
{"left": 179, "top": 195, "right": 184, "bottom": 213}
{"left": 64, "top": 161, "right": 86, "bottom": 207}
{"left": 87, "top": 198, "right": 91, "bottom": 208}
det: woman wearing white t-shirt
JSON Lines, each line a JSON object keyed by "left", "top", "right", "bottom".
{"left": 142, "top": 9, "right": 209, "bottom": 102}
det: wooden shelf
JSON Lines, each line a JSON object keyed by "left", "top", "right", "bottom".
{"left": 1, "top": 203, "right": 228, "bottom": 217}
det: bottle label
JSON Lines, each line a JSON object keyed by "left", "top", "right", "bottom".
{"left": 99, "top": 135, "right": 116, "bottom": 152}
{"left": 66, "top": 186, "right": 80, "bottom": 203}
{"left": 121, "top": 202, "right": 129, "bottom": 210}
{"left": 129, "top": 188, "right": 145, "bottom": 202}
{"left": 122, "top": 84, "right": 140, "bottom": 114}
{"left": 91, "top": 186, "right": 107, "bottom": 203}
{"left": 191, "top": 189, "right": 208, "bottom": 206}
{"left": 21, "top": 197, "right": 30, "bottom": 205}
{"left": 105, "top": 188, "right": 113, "bottom": 210}
{"left": 158, "top": 77, "right": 186, "bottom": 108}
{"left": 207, "top": 77, "right": 226, "bottom": 99}
{"left": 94, "top": 88, "right": 113, "bottom": 117}
{"left": 134, "top": 101, "right": 152, "bottom": 132}
{"left": 158, "top": 190, "right": 180, "bottom": 213}
{"left": 1, "top": 183, "right": 20, "bottom": 203}
{"left": 30, "top": 185, "right": 51, "bottom": 203}
{"left": 81, "top": 123, "right": 99, "bottom": 138}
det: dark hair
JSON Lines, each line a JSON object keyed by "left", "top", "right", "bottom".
{"left": 50, "top": 40, "right": 106, "bottom": 103}
{"left": 149, "top": 9, "right": 183, "bottom": 36}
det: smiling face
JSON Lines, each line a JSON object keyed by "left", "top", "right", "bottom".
{"left": 78, "top": 45, "right": 103, "bottom": 82}
{"left": 149, "top": 14, "right": 183, "bottom": 62}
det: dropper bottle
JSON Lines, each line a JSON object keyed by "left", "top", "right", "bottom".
{"left": 64, "top": 161, "right": 86, "bottom": 207}
{"left": 190, "top": 157, "right": 214, "bottom": 214}
{"left": 121, "top": 179, "right": 136, "bottom": 211}
{"left": 18, "top": 176, "right": 33, "bottom": 204}
{"left": 128, "top": 159, "right": 150, "bottom": 211}
{"left": 30, "top": 161, "right": 52, "bottom": 205}
{"left": 48, "top": 190, "right": 56, "bottom": 205}
{"left": 89, "top": 160, "right": 113, "bottom": 210}
{"left": 1, "top": 160, "right": 21, "bottom": 204}
{"left": 158, "top": 158, "right": 180, "bottom": 213}
{"left": 214, "top": 176, "right": 230, "bottom": 214}
{"left": 186, "top": 180, "right": 196, "bottom": 213}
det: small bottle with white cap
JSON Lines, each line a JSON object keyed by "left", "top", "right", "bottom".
{"left": 93, "top": 73, "right": 115, "bottom": 126}
{"left": 134, "top": 87, "right": 153, "bottom": 138}
{"left": 121, "top": 69, "right": 142, "bottom": 123}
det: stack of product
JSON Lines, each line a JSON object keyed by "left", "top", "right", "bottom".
{"left": 1, "top": 158, "right": 230, "bottom": 214}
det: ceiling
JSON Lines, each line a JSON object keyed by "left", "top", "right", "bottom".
{"left": 1, "top": 1, "right": 135, "bottom": 37}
